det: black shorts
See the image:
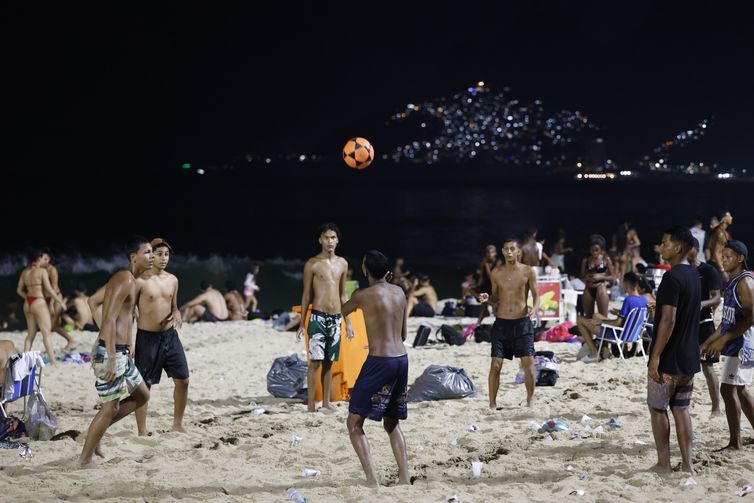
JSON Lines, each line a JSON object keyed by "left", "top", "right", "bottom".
{"left": 491, "top": 317, "right": 535, "bottom": 360}
{"left": 411, "top": 300, "right": 435, "bottom": 317}
{"left": 201, "top": 310, "right": 227, "bottom": 322}
{"left": 135, "top": 328, "right": 189, "bottom": 386}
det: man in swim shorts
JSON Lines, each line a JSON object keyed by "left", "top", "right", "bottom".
{"left": 296, "top": 223, "right": 354, "bottom": 412}
{"left": 647, "top": 226, "right": 700, "bottom": 474}
{"left": 342, "top": 249, "right": 409, "bottom": 487}
{"left": 479, "top": 237, "right": 540, "bottom": 408}
{"left": 134, "top": 238, "right": 188, "bottom": 435}
{"left": 80, "top": 237, "right": 153, "bottom": 466}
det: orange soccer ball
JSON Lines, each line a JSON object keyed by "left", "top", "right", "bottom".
{"left": 342, "top": 137, "right": 374, "bottom": 169}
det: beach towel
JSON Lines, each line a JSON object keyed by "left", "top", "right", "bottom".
{"left": 537, "top": 322, "right": 578, "bottom": 343}
{"left": 10, "top": 352, "right": 45, "bottom": 382}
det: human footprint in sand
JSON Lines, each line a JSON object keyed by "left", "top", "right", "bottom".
{"left": 646, "top": 227, "right": 700, "bottom": 475}
{"left": 134, "top": 238, "right": 189, "bottom": 436}
{"left": 296, "top": 223, "right": 354, "bottom": 413}
{"left": 342, "top": 250, "right": 409, "bottom": 487}
{"left": 80, "top": 237, "right": 152, "bottom": 466}
{"left": 478, "top": 237, "right": 539, "bottom": 409}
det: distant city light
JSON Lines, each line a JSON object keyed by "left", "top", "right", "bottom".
{"left": 620, "top": 170, "right": 632, "bottom": 176}
{"left": 196, "top": 168, "right": 205, "bottom": 175}
{"left": 181, "top": 163, "right": 191, "bottom": 169}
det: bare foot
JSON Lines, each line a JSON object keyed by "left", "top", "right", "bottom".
{"left": 172, "top": 424, "right": 186, "bottom": 433}
{"left": 680, "top": 464, "right": 696, "bottom": 475}
{"left": 710, "top": 409, "right": 722, "bottom": 418}
{"left": 397, "top": 478, "right": 410, "bottom": 485}
{"left": 79, "top": 455, "right": 93, "bottom": 467}
{"left": 489, "top": 403, "right": 497, "bottom": 410}
{"left": 94, "top": 443, "right": 104, "bottom": 458}
{"left": 319, "top": 407, "right": 335, "bottom": 415}
{"left": 138, "top": 431, "right": 150, "bottom": 437}
{"left": 365, "top": 477, "right": 379, "bottom": 488}
{"left": 715, "top": 443, "right": 742, "bottom": 452}
{"left": 307, "top": 406, "right": 316, "bottom": 413}
{"left": 647, "top": 463, "right": 672, "bottom": 474}
{"left": 64, "top": 345, "right": 76, "bottom": 353}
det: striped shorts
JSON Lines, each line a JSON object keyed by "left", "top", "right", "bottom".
{"left": 647, "top": 373, "right": 694, "bottom": 411}
{"left": 92, "top": 344, "right": 143, "bottom": 403}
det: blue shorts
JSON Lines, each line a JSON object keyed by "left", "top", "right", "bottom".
{"left": 349, "top": 354, "right": 408, "bottom": 421}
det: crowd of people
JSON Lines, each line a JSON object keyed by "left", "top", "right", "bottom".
{"left": 1, "top": 212, "right": 752, "bottom": 484}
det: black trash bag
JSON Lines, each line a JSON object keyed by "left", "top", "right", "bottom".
{"left": 266, "top": 354, "right": 308, "bottom": 400}
{"left": 407, "top": 365, "right": 477, "bottom": 402}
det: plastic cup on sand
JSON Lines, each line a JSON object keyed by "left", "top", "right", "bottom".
{"left": 301, "top": 468, "right": 320, "bottom": 477}
{"left": 471, "top": 461, "right": 483, "bottom": 477}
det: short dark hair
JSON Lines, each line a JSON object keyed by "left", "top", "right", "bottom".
{"left": 502, "top": 236, "right": 520, "bottom": 247}
{"left": 692, "top": 216, "right": 703, "bottom": 227}
{"left": 363, "top": 250, "right": 389, "bottom": 279}
{"left": 40, "top": 247, "right": 52, "bottom": 258}
{"left": 622, "top": 271, "right": 639, "bottom": 289}
{"left": 663, "top": 225, "right": 695, "bottom": 254}
{"left": 318, "top": 222, "right": 341, "bottom": 240}
{"left": 125, "top": 235, "right": 149, "bottom": 259}
{"left": 200, "top": 280, "right": 210, "bottom": 290}
{"left": 29, "top": 249, "right": 45, "bottom": 263}
{"left": 418, "top": 274, "right": 430, "bottom": 283}
{"left": 75, "top": 282, "right": 87, "bottom": 294}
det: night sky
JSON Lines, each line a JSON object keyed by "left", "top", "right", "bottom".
{"left": 5, "top": 4, "right": 754, "bottom": 254}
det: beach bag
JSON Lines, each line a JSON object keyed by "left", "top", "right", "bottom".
{"left": 437, "top": 325, "right": 466, "bottom": 346}
{"left": 474, "top": 324, "right": 492, "bottom": 343}
{"left": 266, "top": 354, "right": 308, "bottom": 400}
{"left": 538, "top": 322, "right": 576, "bottom": 342}
{"left": 739, "top": 327, "right": 754, "bottom": 369}
{"left": 24, "top": 392, "right": 58, "bottom": 441}
{"left": 0, "top": 416, "right": 26, "bottom": 441}
{"left": 407, "top": 365, "right": 477, "bottom": 402}
{"left": 413, "top": 325, "right": 432, "bottom": 347}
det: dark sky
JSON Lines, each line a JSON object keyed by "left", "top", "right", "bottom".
{"left": 4, "top": 4, "right": 754, "bottom": 256}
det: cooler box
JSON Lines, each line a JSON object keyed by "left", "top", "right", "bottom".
{"left": 292, "top": 305, "right": 369, "bottom": 401}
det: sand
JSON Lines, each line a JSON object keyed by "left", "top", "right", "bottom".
{"left": 1, "top": 318, "right": 753, "bottom": 503}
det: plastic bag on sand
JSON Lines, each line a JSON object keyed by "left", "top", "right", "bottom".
{"left": 24, "top": 392, "right": 58, "bottom": 441}
{"left": 267, "top": 354, "right": 308, "bottom": 400}
{"left": 407, "top": 365, "right": 477, "bottom": 402}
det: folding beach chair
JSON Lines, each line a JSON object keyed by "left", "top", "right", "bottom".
{"left": 595, "top": 307, "right": 648, "bottom": 362}
{"left": 0, "top": 352, "right": 45, "bottom": 418}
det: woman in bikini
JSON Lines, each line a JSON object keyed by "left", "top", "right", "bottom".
{"left": 580, "top": 235, "right": 616, "bottom": 318}
{"left": 16, "top": 251, "right": 67, "bottom": 363}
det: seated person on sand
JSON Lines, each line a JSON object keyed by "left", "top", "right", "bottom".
{"left": 576, "top": 272, "right": 647, "bottom": 363}
{"left": 62, "top": 283, "right": 98, "bottom": 331}
{"left": 391, "top": 257, "right": 412, "bottom": 293}
{"left": 181, "top": 281, "right": 229, "bottom": 322}
{"left": 0, "top": 340, "right": 18, "bottom": 387}
{"left": 223, "top": 281, "right": 248, "bottom": 321}
{"left": 407, "top": 275, "right": 438, "bottom": 317}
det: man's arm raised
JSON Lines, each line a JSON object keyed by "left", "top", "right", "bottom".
{"left": 100, "top": 273, "right": 132, "bottom": 382}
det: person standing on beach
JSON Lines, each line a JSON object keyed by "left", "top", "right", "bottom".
{"left": 479, "top": 237, "right": 540, "bottom": 409}
{"left": 343, "top": 250, "right": 409, "bottom": 487}
{"left": 709, "top": 211, "right": 733, "bottom": 276}
{"left": 475, "top": 244, "right": 500, "bottom": 324}
{"left": 80, "top": 237, "right": 153, "bottom": 466}
{"left": 134, "top": 238, "right": 189, "bottom": 436}
{"left": 688, "top": 239, "right": 723, "bottom": 416}
{"left": 700, "top": 241, "right": 754, "bottom": 450}
{"left": 646, "top": 226, "right": 700, "bottom": 474}
{"left": 16, "top": 250, "right": 67, "bottom": 363}
{"left": 296, "top": 223, "right": 354, "bottom": 413}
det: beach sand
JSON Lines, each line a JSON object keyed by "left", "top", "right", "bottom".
{"left": 1, "top": 319, "right": 752, "bottom": 502}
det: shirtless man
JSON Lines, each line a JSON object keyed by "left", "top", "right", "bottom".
{"left": 224, "top": 281, "right": 248, "bottom": 321}
{"left": 45, "top": 252, "right": 75, "bottom": 351}
{"left": 709, "top": 211, "right": 733, "bottom": 277}
{"left": 296, "top": 223, "right": 354, "bottom": 412}
{"left": 16, "top": 251, "right": 67, "bottom": 363}
{"left": 133, "top": 238, "right": 188, "bottom": 435}
{"left": 79, "top": 237, "right": 153, "bottom": 466}
{"left": 476, "top": 245, "right": 501, "bottom": 323}
{"left": 0, "top": 340, "right": 18, "bottom": 387}
{"left": 407, "top": 275, "right": 438, "bottom": 317}
{"left": 180, "top": 281, "right": 229, "bottom": 322}
{"left": 521, "top": 228, "right": 555, "bottom": 271}
{"left": 343, "top": 250, "right": 409, "bottom": 487}
{"left": 479, "top": 237, "right": 540, "bottom": 408}
{"left": 69, "top": 284, "right": 98, "bottom": 331}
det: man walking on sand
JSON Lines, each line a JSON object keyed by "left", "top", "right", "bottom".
{"left": 479, "top": 237, "right": 540, "bottom": 409}
{"left": 343, "top": 250, "right": 409, "bottom": 487}
{"left": 134, "top": 238, "right": 189, "bottom": 436}
{"left": 646, "top": 226, "right": 700, "bottom": 475}
{"left": 297, "top": 223, "right": 354, "bottom": 412}
{"left": 701, "top": 241, "right": 754, "bottom": 451}
{"left": 80, "top": 237, "right": 153, "bottom": 466}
